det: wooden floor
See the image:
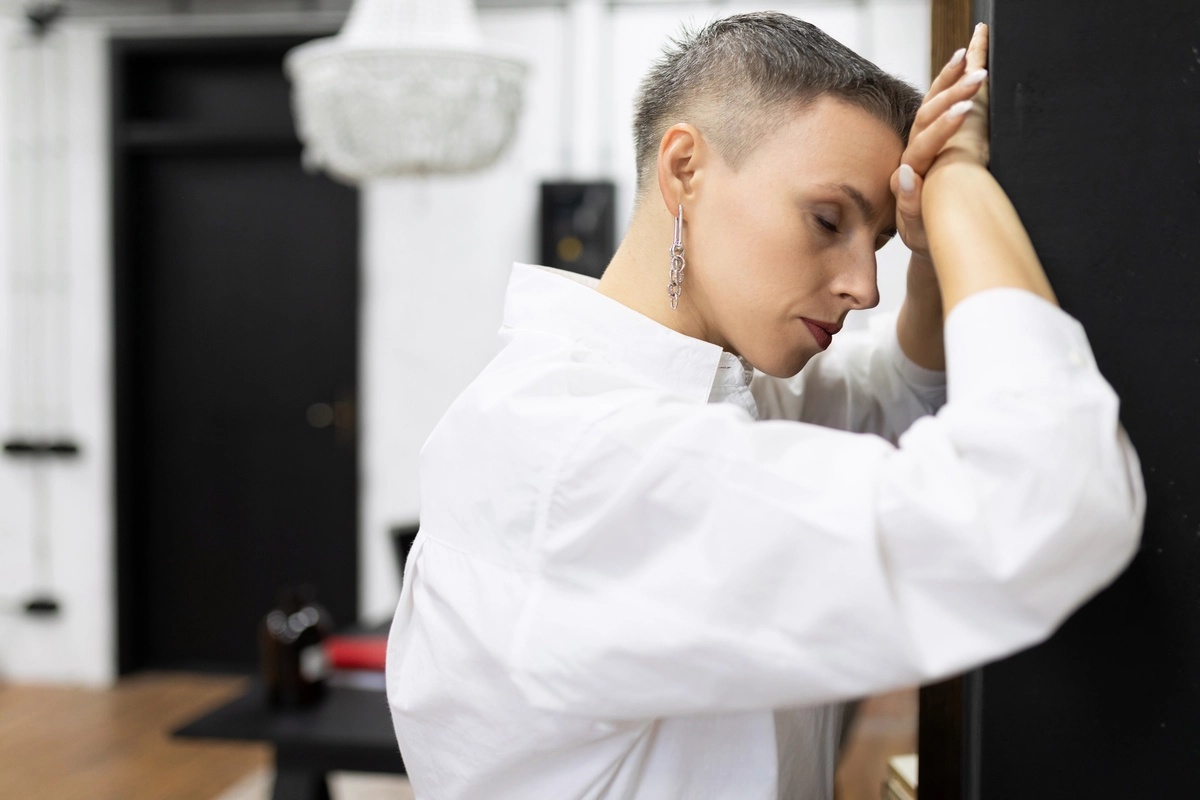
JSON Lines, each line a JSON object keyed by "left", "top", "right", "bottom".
{"left": 0, "top": 672, "right": 270, "bottom": 800}
{"left": 0, "top": 672, "right": 913, "bottom": 800}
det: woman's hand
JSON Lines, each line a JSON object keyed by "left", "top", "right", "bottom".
{"left": 891, "top": 23, "right": 991, "bottom": 260}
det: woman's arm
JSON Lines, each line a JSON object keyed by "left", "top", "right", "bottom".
{"left": 896, "top": 252, "right": 945, "bottom": 369}
{"left": 890, "top": 28, "right": 993, "bottom": 371}
{"left": 924, "top": 153, "right": 1057, "bottom": 312}
{"left": 901, "top": 22, "right": 1057, "bottom": 313}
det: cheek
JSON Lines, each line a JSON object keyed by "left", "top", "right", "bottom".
{"left": 694, "top": 198, "right": 808, "bottom": 290}
{"left": 694, "top": 171, "right": 783, "bottom": 253}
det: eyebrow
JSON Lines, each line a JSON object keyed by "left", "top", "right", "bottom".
{"left": 824, "top": 182, "right": 877, "bottom": 221}
{"left": 822, "top": 182, "right": 897, "bottom": 238}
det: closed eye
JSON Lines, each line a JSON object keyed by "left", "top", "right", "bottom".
{"left": 815, "top": 216, "right": 839, "bottom": 234}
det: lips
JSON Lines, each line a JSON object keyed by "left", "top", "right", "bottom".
{"left": 801, "top": 318, "right": 841, "bottom": 351}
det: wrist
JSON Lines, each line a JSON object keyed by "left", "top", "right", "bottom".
{"left": 926, "top": 148, "right": 989, "bottom": 184}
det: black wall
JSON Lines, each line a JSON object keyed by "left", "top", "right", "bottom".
{"left": 969, "top": 3, "right": 1200, "bottom": 796}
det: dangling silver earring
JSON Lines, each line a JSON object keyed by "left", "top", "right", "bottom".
{"left": 668, "top": 204, "right": 685, "bottom": 311}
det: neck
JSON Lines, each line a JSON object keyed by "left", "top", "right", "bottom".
{"left": 597, "top": 199, "right": 721, "bottom": 349}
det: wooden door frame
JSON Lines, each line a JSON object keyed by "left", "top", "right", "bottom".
{"left": 918, "top": 3, "right": 989, "bottom": 798}
{"left": 931, "top": 0, "right": 977, "bottom": 81}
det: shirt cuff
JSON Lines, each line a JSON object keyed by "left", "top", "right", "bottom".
{"left": 944, "top": 288, "right": 1095, "bottom": 404}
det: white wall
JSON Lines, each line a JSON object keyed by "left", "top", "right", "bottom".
{"left": 0, "top": 0, "right": 930, "bottom": 683}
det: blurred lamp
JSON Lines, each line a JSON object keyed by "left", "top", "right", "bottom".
{"left": 285, "top": 0, "right": 528, "bottom": 183}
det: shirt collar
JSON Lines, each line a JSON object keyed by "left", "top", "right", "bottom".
{"left": 709, "top": 351, "right": 758, "bottom": 418}
{"left": 502, "top": 263, "right": 747, "bottom": 405}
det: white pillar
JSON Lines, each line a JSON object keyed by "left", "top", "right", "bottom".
{"left": 564, "top": 0, "right": 609, "bottom": 179}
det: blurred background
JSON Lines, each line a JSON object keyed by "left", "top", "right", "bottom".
{"left": 0, "top": 1, "right": 931, "bottom": 797}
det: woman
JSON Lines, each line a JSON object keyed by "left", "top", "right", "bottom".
{"left": 386, "top": 14, "right": 1143, "bottom": 800}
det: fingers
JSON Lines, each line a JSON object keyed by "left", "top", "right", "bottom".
{"left": 911, "top": 24, "right": 989, "bottom": 143}
{"left": 912, "top": 67, "right": 987, "bottom": 134}
{"left": 889, "top": 164, "right": 931, "bottom": 259}
{"left": 893, "top": 164, "right": 923, "bottom": 222}
{"left": 904, "top": 22, "right": 990, "bottom": 172}
{"left": 925, "top": 46, "right": 968, "bottom": 102}
{"left": 902, "top": 100, "right": 975, "bottom": 176}
{"left": 965, "top": 22, "right": 989, "bottom": 71}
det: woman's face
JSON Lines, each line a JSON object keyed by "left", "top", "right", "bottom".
{"left": 686, "top": 97, "right": 903, "bottom": 377}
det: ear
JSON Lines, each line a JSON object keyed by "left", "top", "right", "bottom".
{"left": 655, "top": 123, "right": 706, "bottom": 217}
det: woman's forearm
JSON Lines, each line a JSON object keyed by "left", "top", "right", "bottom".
{"left": 896, "top": 253, "right": 946, "bottom": 371}
{"left": 923, "top": 155, "right": 1058, "bottom": 315}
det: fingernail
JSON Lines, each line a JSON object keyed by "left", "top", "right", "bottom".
{"left": 949, "top": 100, "right": 974, "bottom": 118}
{"left": 975, "top": 22, "right": 985, "bottom": 33}
{"left": 948, "top": 48, "right": 966, "bottom": 68}
{"left": 963, "top": 68, "right": 988, "bottom": 86}
{"left": 898, "top": 164, "right": 916, "bottom": 193}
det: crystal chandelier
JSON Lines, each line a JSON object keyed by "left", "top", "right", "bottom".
{"left": 285, "top": 0, "right": 529, "bottom": 183}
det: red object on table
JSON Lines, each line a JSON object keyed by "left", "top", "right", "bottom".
{"left": 324, "top": 635, "right": 388, "bottom": 671}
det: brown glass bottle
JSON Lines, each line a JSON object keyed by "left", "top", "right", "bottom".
{"left": 259, "top": 586, "right": 334, "bottom": 707}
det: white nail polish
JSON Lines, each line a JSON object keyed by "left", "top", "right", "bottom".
{"left": 949, "top": 100, "right": 975, "bottom": 118}
{"left": 898, "top": 165, "right": 916, "bottom": 194}
{"left": 963, "top": 69, "right": 988, "bottom": 86}
{"left": 948, "top": 48, "right": 966, "bottom": 68}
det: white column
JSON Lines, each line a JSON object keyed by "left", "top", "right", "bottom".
{"left": 564, "top": 0, "right": 608, "bottom": 179}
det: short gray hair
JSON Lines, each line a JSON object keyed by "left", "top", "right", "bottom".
{"left": 633, "top": 12, "right": 922, "bottom": 190}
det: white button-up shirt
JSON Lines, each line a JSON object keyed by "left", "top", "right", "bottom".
{"left": 386, "top": 263, "right": 1144, "bottom": 800}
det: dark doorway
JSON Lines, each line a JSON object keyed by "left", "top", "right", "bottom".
{"left": 113, "top": 35, "right": 359, "bottom": 674}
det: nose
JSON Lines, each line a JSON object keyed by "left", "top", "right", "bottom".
{"left": 830, "top": 248, "right": 880, "bottom": 311}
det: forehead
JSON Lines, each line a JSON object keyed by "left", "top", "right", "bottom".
{"left": 737, "top": 96, "right": 903, "bottom": 188}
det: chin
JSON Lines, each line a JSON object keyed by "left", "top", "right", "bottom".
{"left": 745, "top": 348, "right": 814, "bottom": 379}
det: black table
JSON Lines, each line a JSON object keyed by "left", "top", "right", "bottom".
{"left": 174, "top": 681, "right": 405, "bottom": 800}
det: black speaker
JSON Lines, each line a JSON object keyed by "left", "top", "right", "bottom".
{"left": 539, "top": 181, "right": 616, "bottom": 280}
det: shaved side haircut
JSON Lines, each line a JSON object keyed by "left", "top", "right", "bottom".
{"left": 633, "top": 12, "right": 923, "bottom": 191}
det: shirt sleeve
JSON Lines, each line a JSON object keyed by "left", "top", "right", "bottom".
{"left": 751, "top": 312, "right": 946, "bottom": 442}
{"left": 509, "top": 289, "right": 1145, "bottom": 720}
